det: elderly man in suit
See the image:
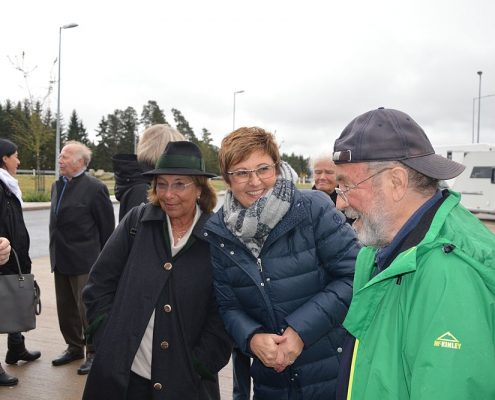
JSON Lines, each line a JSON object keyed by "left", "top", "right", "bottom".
{"left": 49, "top": 141, "right": 115, "bottom": 375}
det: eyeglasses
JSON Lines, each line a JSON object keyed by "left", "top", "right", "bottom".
{"left": 226, "top": 163, "right": 277, "bottom": 183}
{"left": 335, "top": 167, "right": 393, "bottom": 204}
{"left": 155, "top": 181, "right": 194, "bottom": 192}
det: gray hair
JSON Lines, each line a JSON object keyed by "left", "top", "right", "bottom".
{"left": 64, "top": 140, "right": 92, "bottom": 167}
{"left": 310, "top": 153, "right": 335, "bottom": 170}
{"left": 137, "top": 124, "right": 185, "bottom": 166}
{"left": 367, "top": 161, "right": 439, "bottom": 195}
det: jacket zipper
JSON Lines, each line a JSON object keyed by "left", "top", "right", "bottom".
{"left": 257, "top": 258, "right": 267, "bottom": 285}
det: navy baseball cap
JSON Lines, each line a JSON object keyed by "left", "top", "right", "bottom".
{"left": 333, "top": 108, "right": 465, "bottom": 180}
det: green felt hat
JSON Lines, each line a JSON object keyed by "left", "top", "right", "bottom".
{"left": 142, "top": 141, "right": 216, "bottom": 178}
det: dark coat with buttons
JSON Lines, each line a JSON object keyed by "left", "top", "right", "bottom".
{"left": 204, "top": 189, "right": 361, "bottom": 400}
{"left": 82, "top": 203, "right": 232, "bottom": 400}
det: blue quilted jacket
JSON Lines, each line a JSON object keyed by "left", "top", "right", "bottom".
{"left": 204, "top": 189, "right": 360, "bottom": 399}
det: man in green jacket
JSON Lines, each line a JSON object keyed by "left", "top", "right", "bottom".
{"left": 333, "top": 107, "right": 495, "bottom": 400}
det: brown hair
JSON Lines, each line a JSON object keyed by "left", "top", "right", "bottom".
{"left": 219, "top": 127, "right": 281, "bottom": 183}
{"left": 148, "top": 175, "right": 217, "bottom": 214}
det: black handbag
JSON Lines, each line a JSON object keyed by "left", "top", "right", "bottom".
{"left": 0, "top": 248, "right": 41, "bottom": 333}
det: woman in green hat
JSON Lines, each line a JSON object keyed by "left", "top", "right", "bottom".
{"left": 82, "top": 141, "right": 232, "bottom": 400}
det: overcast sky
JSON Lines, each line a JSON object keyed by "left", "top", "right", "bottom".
{"left": 2, "top": 0, "right": 494, "bottom": 159}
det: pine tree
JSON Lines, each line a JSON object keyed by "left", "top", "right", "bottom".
{"left": 92, "top": 117, "right": 114, "bottom": 171}
{"left": 141, "top": 100, "right": 168, "bottom": 127}
{"left": 197, "top": 128, "right": 220, "bottom": 175}
{"left": 66, "top": 110, "right": 89, "bottom": 145}
{"left": 171, "top": 108, "right": 198, "bottom": 143}
{"left": 120, "top": 106, "right": 138, "bottom": 154}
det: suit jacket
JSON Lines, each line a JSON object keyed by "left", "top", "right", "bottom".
{"left": 49, "top": 173, "right": 115, "bottom": 275}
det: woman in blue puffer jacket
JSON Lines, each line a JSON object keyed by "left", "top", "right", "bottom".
{"left": 204, "top": 127, "right": 361, "bottom": 399}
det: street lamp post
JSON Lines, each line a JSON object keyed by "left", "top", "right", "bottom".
{"left": 233, "top": 90, "right": 245, "bottom": 131}
{"left": 55, "top": 23, "right": 78, "bottom": 180}
{"left": 472, "top": 94, "right": 495, "bottom": 143}
{"left": 476, "top": 71, "right": 482, "bottom": 144}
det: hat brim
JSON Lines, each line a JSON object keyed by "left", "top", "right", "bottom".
{"left": 402, "top": 154, "right": 465, "bottom": 180}
{"left": 142, "top": 167, "right": 216, "bottom": 178}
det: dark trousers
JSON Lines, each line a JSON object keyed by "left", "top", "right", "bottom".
{"left": 232, "top": 347, "right": 252, "bottom": 400}
{"left": 54, "top": 271, "right": 93, "bottom": 354}
{"left": 127, "top": 371, "right": 152, "bottom": 399}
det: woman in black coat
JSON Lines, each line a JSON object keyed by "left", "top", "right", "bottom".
{"left": 0, "top": 139, "right": 41, "bottom": 387}
{"left": 82, "top": 141, "right": 232, "bottom": 400}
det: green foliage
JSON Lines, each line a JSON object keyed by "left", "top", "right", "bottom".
{"left": 92, "top": 107, "right": 138, "bottom": 170}
{"left": 171, "top": 108, "right": 198, "bottom": 143}
{"left": 282, "top": 152, "right": 310, "bottom": 178}
{"left": 197, "top": 129, "right": 220, "bottom": 175}
{"left": 23, "top": 190, "right": 51, "bottom": 202}
{"left": 67, "top": 110, "right": 90, "bottom": 145}
{"left": 141, "top": 100, "right": 168, "bottom": 127}
{"left": 1, "top": 96, "right": 309, "bottom": 179}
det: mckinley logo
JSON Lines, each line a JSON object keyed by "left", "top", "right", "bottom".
{"left": 434, "top": 332, "right": 461, "bottom": 350}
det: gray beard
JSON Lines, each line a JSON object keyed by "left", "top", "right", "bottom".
{"left": 345, "top": 206, "right": 392, "bottom": 248}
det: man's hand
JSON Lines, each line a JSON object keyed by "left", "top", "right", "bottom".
{"left": 0, "top": 237, "right": 11, "bottom": 266}
{"left": 250, "top": 333, "right": 287, "bottom": 368}
{"left": 273, "top": 327, "right": 304, "bottom": 372}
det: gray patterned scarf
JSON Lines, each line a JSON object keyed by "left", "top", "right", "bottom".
{"left": 223, "top": 161, "right": 296, "bottom": 257}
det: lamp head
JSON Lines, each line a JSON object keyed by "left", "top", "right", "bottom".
{"left": 62, "top": 23, "right": 79, "bottom": 29}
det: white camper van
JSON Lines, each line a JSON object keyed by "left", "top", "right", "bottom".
{"left": 435, "top": 144, "right": 495, "bottom": 214}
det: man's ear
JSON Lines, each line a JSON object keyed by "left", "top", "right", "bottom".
{"left": 390, "top": 167, "right": 408, "bottom": 202}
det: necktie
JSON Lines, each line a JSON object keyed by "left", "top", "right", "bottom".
{"left": 55, "top": 177, "right": 69, "bottom": 215}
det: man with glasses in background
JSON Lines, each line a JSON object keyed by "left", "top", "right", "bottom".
{"left": 333, "top": 107, "right": 495, "bottom": 400}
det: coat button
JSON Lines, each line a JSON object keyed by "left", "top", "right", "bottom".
{"left": 160, "top": 341, "right": 169, "bottom": 350}
{"left": 153, "top": 383, "right": 162, "bottom": 390}
{"left": 220, "top": 243, "right": 225, "bottom": 247}
{"left": 163, "top": 304, "right": 172, "bottom": 313}
{"left": 230, "top": 251, "right": 235, "bottom": 255}
{"left": 163, "top": 262, "right": 173, "bottom": 271}
{"left": 337, "top": 347, "right": 343, "bottom": 353}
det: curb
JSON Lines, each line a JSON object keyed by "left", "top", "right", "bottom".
{"left": 23, "top": 196, "right": 119, "bottom": 212}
